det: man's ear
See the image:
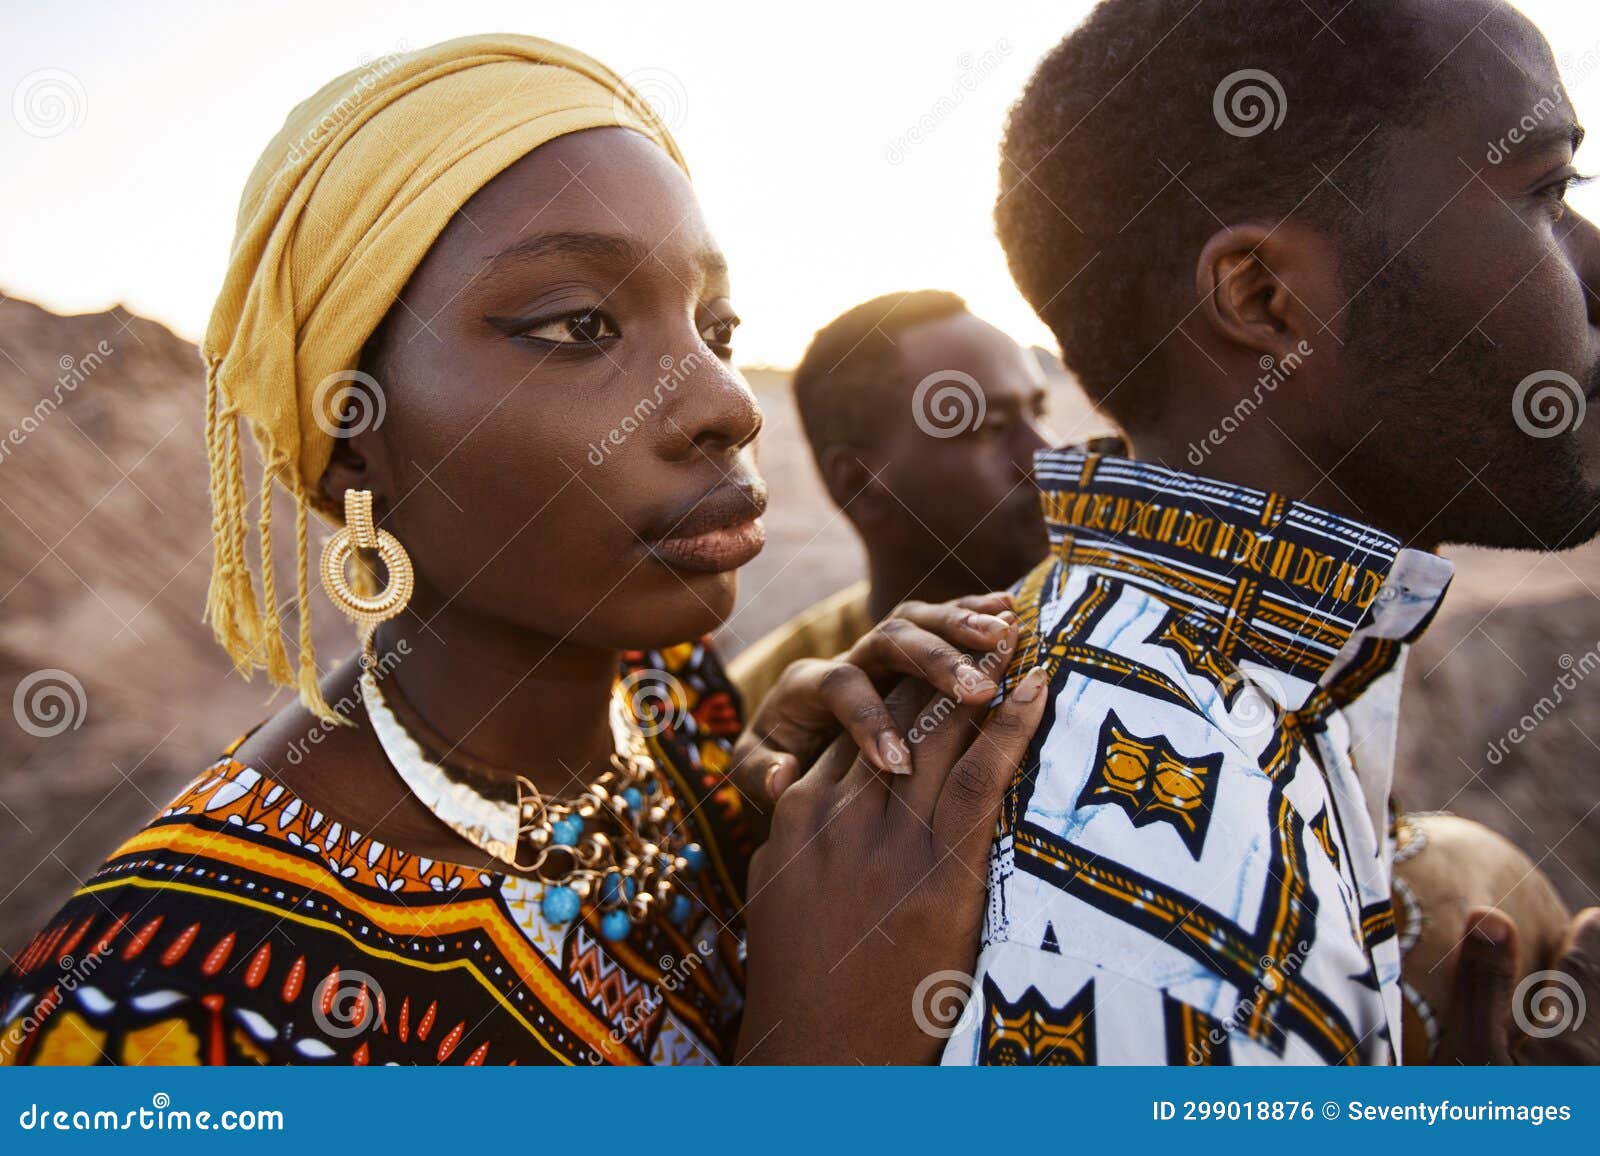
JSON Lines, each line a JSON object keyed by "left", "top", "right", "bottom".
{"left": 1195, "top": 222, "right": 1327, "bottom": 359}
{"left": 818, "top": 444, "right": 881, "bottom": 520}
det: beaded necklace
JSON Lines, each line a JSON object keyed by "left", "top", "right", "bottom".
{"left": 359, "top": 652, "right": 706, "bottom": 942}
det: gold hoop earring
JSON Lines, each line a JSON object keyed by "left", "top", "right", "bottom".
{"left": 319, "top": 489, "right": 414, "bottom": 633}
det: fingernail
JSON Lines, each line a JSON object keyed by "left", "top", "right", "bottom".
{"left": 1011, "top": 665, "right": 1049, "bottom": 704}
{"left": 999, "top": 610, "right": 1018, "bottom": 626}
{"left": 763, "top": 759, "right": 790, "bottom": 801}
{"left": 958, "top": 664, "right": 999, "bottom": 697}
{"left": 966, "top": 612, "right": 1010, "bottom": 636}
{"left": 878, "top": 732, "right": 911, "bottom": 773}
{"left": 1471, "top": 913, "right": 1509, "bottom": 946}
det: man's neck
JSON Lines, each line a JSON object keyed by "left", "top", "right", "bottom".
{"left": 1125, "top": 428, "right": 1440, "bottom": 554}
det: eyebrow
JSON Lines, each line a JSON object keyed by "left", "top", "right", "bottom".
{"left": 1549, "top": 122, "right": 1586, "bottom": 154}
{"left": 485, "top": 230, "right": 730, "bottom": 281}
{"left": 485, "top": 230, "right": 647, "bottom": 270}
{"left": 1519, "top": 121, "right": 1586, "bottom": 158}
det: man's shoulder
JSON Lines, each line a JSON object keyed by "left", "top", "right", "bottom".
{"left": 1002, "top": 561, "right": 1315, "bottom": 931}
{"left": 1012, "top": 561, "right": 1249, "bottom": 726}
{"left": 975, "top": 560, "right": 1396, "bottom": 1067}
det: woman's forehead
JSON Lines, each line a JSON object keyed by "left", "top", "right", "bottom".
{"left": 441, "top": 128, "right": 717, "bottom": 274}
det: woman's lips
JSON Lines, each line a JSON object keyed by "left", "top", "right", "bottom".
{"left": 644, "top": 476, "right": 768, "bottom": 575}
{"left": 651, "top": 517, "right": 766, "bottom": 574}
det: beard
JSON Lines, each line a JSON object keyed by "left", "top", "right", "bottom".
{"left": 1336, "top": 270, "right": 1600, "bottom": 553}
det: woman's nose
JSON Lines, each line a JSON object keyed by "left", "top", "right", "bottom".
{"left": 660, "top": 350, "right": 763, "bottom": 461}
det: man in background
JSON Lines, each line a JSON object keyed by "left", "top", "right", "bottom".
{"left": 731, "top": 290, "right": 1052, "bottom": 710}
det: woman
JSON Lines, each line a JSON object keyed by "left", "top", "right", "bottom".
{"left": 0, "top": 35, "right": 1046, "bottom": 1065}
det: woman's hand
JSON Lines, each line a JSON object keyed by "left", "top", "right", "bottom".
{"left": 728, "top": 592, "right": 1017, "bottom": 837}
{"left": 736, "top": 665, "right": 1049, "bottom": 1065}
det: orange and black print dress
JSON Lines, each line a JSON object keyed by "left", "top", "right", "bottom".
{"left": 0, "top": 641, "right": 753, "bottom": 1066}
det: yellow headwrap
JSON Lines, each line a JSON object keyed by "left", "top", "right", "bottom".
{"left": 202, "top": 34, "right": 687, "bottom": 721}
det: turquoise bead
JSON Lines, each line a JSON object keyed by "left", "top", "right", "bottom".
{"left": 541, "top": 885, "right": 581, "bottom": 925}
{"left": 622, "top": 787, "right": 644, "bottom": 811}
{"left": 670, "top": 894, "right": 692, "bottom": 924}
{"left": 551, "top": 816, "right": 583, "bottom": 846}
{"left": 600, "top": 871, "right": 636, "bottom": 905}
{"left": 600, "top": 910, "right": 633, "bottom": 941}
{"left": 680, "top": 843, "right": 707, "bottom": 873}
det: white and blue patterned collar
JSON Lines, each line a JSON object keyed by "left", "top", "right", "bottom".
{"left": 1033, "top": 439, "right": 1454, "bottom": 709}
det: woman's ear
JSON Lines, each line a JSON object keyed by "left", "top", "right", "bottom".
{"left": 1195, "top": 222, "right": 1324, "bottom": 359}
{"left": 318, "top": 431, "right": 371, "bottom": 511}
{"left": 318, "top": 341, "right": 395, "bottom": 511}
{"left": 317, "top": 386, "right": 391, "bottom": 510}
{"left": 319, "top": 319, "right": 404, "bottom": 512}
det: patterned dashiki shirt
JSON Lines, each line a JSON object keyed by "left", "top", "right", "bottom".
{"left": 942, "top": 441, "right": 1454, "bottom": 1066}
{"left": 0, "top": 640, "right": 752, "bottom": 1066}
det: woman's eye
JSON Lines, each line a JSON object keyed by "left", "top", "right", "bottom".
{"left": 1542, "top": 179, "right": 1572, "bottom": 217}
{"left": 1540, "top": 172, "right": 1593, "bottom": 220}
{"left": 523, "top": 310, "right": 618, "bottom": 345}
{"left": 699, "top": 315, "right": 740, "bottom": 353}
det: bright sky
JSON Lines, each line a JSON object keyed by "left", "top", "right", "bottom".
{"left": 5, "top": 0, "right": 1600, "bottom": 367}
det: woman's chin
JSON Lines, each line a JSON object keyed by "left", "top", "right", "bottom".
{"left": 623, "top": 573, "right": 737, "bottom": 648}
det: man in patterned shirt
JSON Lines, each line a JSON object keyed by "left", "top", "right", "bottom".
{"left": 944, "top": 0, "right": 1600, "bottom": 1065}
